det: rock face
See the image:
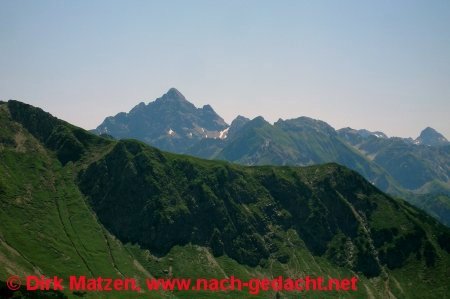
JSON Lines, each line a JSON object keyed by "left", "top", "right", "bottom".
{"left": 415, "top": 127, "right": 449, "bottom": 146}
{"left": 94, "top": 88, "right": 228, "bottom": 152}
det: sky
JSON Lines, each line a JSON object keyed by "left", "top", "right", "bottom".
{"left": 1, "top": 1, "right": 449, "bottom": 138}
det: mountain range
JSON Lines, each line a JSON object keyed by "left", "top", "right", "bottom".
{"left": 95, "top": 88, "right": 228, "bottom": 153}
{"left": 93, "top": 88, "right": 450, "bottom": 226}
{"left": 2, "top": 100, "right": 450, "bottom": 298}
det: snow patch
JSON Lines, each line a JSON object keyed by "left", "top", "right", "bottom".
{"left": 219, "top": 127, "right": 230, "bottom": 139}
{"left": 168, "top": 128, "right": 175, "bottom": 136}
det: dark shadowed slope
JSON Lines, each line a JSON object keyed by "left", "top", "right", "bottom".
{"left": 2, "top": 100, "right": 450, "bottom": 298}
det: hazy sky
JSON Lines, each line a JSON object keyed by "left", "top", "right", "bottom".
{"left": 1, "top": 1, "right": 449, "bottom": 138}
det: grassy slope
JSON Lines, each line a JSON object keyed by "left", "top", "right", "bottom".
{"left": 1, "top": 101, "right": 450, "bottom": 298}
{"left": 0, "top": 109, "right": 372, "bottom": 299}
{"left": 0, "top": 104, "right": 168, "bottom": 298}
{"left": 78, "top": 137, "right": 450, "bottom": 298}
{"left": 0, "top": 103, "right": 372, "bottom": 299}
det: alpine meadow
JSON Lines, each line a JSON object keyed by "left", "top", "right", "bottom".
{"left": 1, "top": 99, "right": 450, "bottom": 298}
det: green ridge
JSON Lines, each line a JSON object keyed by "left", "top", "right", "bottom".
{"left": 1, "top": 101, "right": 450, "bottom": 298}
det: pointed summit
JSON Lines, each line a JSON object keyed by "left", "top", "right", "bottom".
{"left": 415, "top": 127, "right": 449, "bottom": 146}
{"left": 163, "top": 88, "right": 187, "bottom": 101}
{"left": 94, "top": 88, "right": 228, "bottom": 152}
{"left": 227, "top": 115, "right": 250, "bottom": 139}
{"left": 230, "top": 115, "right": 250, "bottom": 128}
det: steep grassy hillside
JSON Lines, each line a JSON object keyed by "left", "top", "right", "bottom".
{"left": 1, "top": 100, "right": 450, "bottom": 298}
{"left": 92, "top": 89, "right": 450, "bottom": 228}
{"left": 0, "top": 103, "right": 166, "bottom": 299}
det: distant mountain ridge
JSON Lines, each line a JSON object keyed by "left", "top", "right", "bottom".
{"left": 338, "top": 126, "right": 450, "bottom": 147}
{"left": 415, "top": 127, "right": 449, "bottom": 146}
{"left": 93, "top": 89, "right": 450, "bottom": 226}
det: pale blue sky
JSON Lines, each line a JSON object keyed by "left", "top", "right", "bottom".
{"left": 1, "top": 1, "right": 449, "bottom": 138}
